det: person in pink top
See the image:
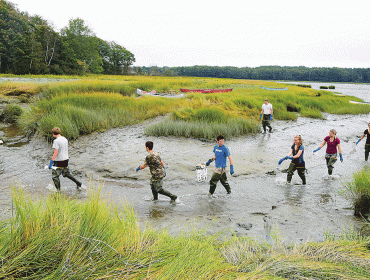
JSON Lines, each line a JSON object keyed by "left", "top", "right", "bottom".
{"left": 313, "top": 129, "right": 343, "bottom": 175}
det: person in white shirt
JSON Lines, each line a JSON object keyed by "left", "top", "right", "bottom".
{"left": 48, "top": 127, "right": 82, "bottom": 191}
{"left": 260, "top": 98, "right": 273, "bottom": 133}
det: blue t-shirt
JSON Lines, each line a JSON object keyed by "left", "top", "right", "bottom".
{"left": 213, "top": 145, "right": 230, "bottom": 168}
{"left": 291, "top": 144, "right": 305, "bottom": 166}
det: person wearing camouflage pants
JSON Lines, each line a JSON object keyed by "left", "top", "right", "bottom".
{"left": 136, "top": 141, "right": 177, "bottom": 202}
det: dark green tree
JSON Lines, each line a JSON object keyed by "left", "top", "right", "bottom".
{"left": 61, "top": 18, "right": 103, "bottom": 74}
{"left": 0, "top": 0, "right": 32, "bottom": 73}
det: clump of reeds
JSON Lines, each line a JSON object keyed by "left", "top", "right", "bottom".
{"left": 300, "top": 108, "right": 323, "bottom": 119}
{"left": 145, "top": 118, "right": 260, "bottom": 140}
{"left": 297, "top": 84, "right": 312, "bottom": 88}
{"left": 0, "top": 103, "right": 23, "bottom": 123}
{"left": 341, "top": 168, "right": 370, "bottom": 217}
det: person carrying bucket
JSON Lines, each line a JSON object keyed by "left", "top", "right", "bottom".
{"left": 278, "top": 135, "right": 306, "bottom": 185}
{"left": 49, "top": 127, "right": 82, "bottom": 191}
{"left": 205, "top": 135, "right": 234, "bottom": 196}
{"left": 260, "top": 98, "right": 273, "bottom": 133}
{"left": 313, "top": 129, "right": 343, "bottom": 175}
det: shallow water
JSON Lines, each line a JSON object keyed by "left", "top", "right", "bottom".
{"left": 279, "top": 81, "right": 370, "bottom": 102}
{"left": 1, "top": 81, "right": 370, "bottom": 244}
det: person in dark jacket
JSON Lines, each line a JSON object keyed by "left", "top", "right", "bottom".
{"left": 279, "top": 135, "right": 306, "bottom": 185}
{"left": 355, "top": 122, "right": 370, "bottom": 161}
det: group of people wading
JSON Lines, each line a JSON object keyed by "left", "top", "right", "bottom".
{"left": 46, "top": 98, "right": 370, "bottom": 202}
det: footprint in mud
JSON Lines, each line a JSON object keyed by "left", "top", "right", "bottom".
{"left": 236, "top": 222, "right": 253, "bottom": 230}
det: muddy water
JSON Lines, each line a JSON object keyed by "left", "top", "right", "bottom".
{"left": 1, "top": 82, "right": 370, "bottom": 244}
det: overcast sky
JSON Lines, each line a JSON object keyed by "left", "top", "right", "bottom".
{"left": 10, "top": 0, "right": 370, "bottom": 68}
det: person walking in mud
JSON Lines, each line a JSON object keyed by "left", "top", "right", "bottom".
{"left": 205, "top": 135, "right": 234, "bottom": 196}
{"left": 49, "top": 127, "right": 82, "bottom": 191}
{"left": 355, "top": 122, "right": 370, "bottom": 161}
{"left": 278, "top": 135, "right": 306, "bottom": 185}
{"left": 313, "top": 129, "right": 343, "bottom": 175}
{"left": 260, "top": 98, "right": 273, "bottom": 133}
{"left": 136, "top": 141, "right": 177, "bottom": 202}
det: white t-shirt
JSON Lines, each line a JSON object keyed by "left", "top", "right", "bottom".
{"left": 52, "top": 136, "right": 69, "bottom": 161}
{"left": 262, "top": 103, "right": 273, "bottom": 114}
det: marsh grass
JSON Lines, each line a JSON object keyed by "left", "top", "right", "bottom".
{"left": 300, "top": 108, "right": 323, "bottom": 119}
{"left": 145, "top": 118, "right": 260, "bottom": 140}
{"left": 20, "top": 92, "right": 184, "bottom": 140}
{"left": 1, "top": 187, "right": 369, "bottom": 279}
{"left": 0, "top": 103, "right": 23, "bottom": 123}
{"left": 5, "top": 75, "right": 370, "bottom": 140}
{"left": 341, "top": 168, "right": 370, "bottom": 217}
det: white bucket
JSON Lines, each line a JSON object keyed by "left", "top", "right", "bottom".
{"left": 195, "top": 164, "right": 207, "bottom": 182}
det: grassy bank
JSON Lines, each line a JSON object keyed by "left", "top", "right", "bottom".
{"left": 341, "top": 167, "right": 370, "bottom": 217}
{"left": 1, "top": 75, "right": 370, "bottom": 140}
{"left": 0, "top": 187, "right": 369, "bottom": 279}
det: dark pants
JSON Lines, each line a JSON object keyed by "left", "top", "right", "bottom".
{"left": 325, "top": 153, "right": 337, "bottom": 175}
{"left": 52, "top": 167, "right": 81, "bottom": 191}
{"left": 365, "top": 145, "right": 370, "bottom": 161}
{"left": 287, "top": 163, "right": 306, "bottom": 184}
{"left": 150, "top": 179, "right": 177, "bottom": 201}
{"left": 262, "top": 114, "right": 272, "bottom": 132}
{"left": 209, "top": 171, "right": 231, "bottom": 194}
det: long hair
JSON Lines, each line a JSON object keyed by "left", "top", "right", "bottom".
{"left": 294, "top": 135, "right": 302, "bottom": 153}
{"left": 330, "top": 129, "right": 337, "bottom": 139}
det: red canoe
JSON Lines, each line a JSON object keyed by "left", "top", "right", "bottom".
{"left": 180, "top": 88, "right": 233, "bottom": 93}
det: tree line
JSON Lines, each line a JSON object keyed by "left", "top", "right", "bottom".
{"left": 164, "top": 65, "right": 370, "bottom": 83}
{"left": 0, "top": 0, "right": 135, "bottom": 75}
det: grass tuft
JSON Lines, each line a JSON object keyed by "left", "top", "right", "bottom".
{"left": 341, "top": 168, "right": 370, "bottom": 217}
{"left": 145, "top": 118, "right": 260, "bottom": 140}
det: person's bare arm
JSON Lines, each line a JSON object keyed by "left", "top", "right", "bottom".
{"left": 228, "top": 155, "right": 233, "bottom": 165}
{"left": 293, "top": 150, "right": 303, "bottom": 158}
{"left": 138, "top": 164, "right": 147, "bottom": 170}
{"left": 337, "top": 143, "right": 342, "bottom": 154}
{"left": 319, "top": 140, "right": 326, "bottom": 149}
{"left": 51, "top": 149, "right": 58, "bottom": 161}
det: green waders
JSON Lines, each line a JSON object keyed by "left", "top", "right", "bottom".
{"left": 150, "top": 178, "right": 177, "bottom": 201}
{"left": 262, "top": 114, "right": 272, "bottom": 133}
{"left": 365, "top": 144, "right": 370, "bottom": 161}
{"left": 286, "top": 162, "right": 306, "bottom": 185}
{"left": 52, "top": 167, "right": 81, "bottom": 191}
{"left": 209, "top": 169, "right": 231, "bottom": 195}
{"left": 325, "top": 153, "right": 337, "bottom": 175}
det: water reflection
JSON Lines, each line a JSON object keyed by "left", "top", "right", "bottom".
{"left": 146, "top": 203, "right": 175, "bottom": 219}
{"left": 193, "top": 195, "right": 227, "bottom": 216}
{"left": 284, "top": 184, "right": 305, "bottom": 205}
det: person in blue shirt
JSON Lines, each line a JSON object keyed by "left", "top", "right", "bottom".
{"left": 205, "top": 135, "right": 234, "bottom": 195}
{"left": 278, "top": 135, "right": 306, "bottom": 185}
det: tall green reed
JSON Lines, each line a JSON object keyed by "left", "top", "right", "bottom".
{"left": 146, "top": 118, "right": 260, "bottom": 140}
{"left": 341, "top": 168, "right": 370, "bottom": 217}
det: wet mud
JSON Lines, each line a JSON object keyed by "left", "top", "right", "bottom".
{"left": 1, "top": 82, "right": 370, "bottom": 244}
